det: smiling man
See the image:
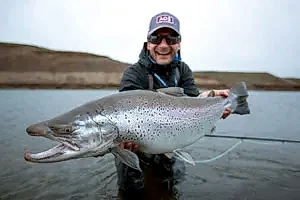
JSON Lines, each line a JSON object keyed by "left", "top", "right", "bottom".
{"left": 147, "top": 27, "right": 181, "bottom": 65}
{"left": 115, "top": 12, "right": 231, "bottom": 198}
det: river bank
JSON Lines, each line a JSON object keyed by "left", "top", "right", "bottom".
{"left": 1, "top": 42, "right": 299, "bottom": 91}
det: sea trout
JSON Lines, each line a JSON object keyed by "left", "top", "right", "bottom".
{"left": 24, "top": 82, "right": 250, "bottom": 171}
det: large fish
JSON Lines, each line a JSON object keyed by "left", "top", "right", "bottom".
{"left": 24, "top": 82, "right": 250, "bottom": 171}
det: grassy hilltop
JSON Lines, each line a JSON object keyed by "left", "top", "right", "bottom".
{"left": 0, "top": 42, "right": 299, "bottom": 91}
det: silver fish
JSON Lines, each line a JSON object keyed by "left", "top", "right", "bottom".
{"left": 24, "top": 82, "right": 250, "bottom": 171}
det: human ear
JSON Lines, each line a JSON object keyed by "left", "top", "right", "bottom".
{"left": 176, "top": 43, "right": 181, "bottom": 51}
{"left": 147, "top": 42, "right": 151, "bottom": 50}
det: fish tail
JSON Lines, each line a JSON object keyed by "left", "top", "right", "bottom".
{"left": 226, "top": 82, "right": 250, "bottom": 115}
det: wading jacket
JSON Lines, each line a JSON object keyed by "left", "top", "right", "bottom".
{"left": 116, "top": 43, "right": 199, "bottom": 190}
{"left": 119, "top": 42, "right": 200, "bottom": 97}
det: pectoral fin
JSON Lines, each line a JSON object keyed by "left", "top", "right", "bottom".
{"left": 164, "top": 152, "right": 174, "bottom": 159}
{"left": 173, "top": 149, "right": 195, "bottom": 166}
{"left": 111, "top": 146, "right": 141, "bottom": 171}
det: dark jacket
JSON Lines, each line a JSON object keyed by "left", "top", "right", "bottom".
{"left": 115, "top": 43, "right": 198, "bottom": 192}
{"left": 119, "top": 42, "right": 200, "bottom": 97}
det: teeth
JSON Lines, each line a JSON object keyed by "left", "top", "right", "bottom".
{"left": 54, "top": 137, "right": 79, "bottom": 151}
{"left": 62, "top": 141, "right": 80, "bottom": 151}
{"left": 156, "top": 52, "right": 170, "bottom": 55}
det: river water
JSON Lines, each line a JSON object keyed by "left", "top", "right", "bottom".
{"left": 0, "top": 89, "right": 300, "bottom": 200}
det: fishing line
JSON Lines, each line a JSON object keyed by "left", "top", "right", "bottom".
{"left": 195, "top": 140, "right": 242, "bottom": 163}
{"left": 194, "top": 134, "right": 300, "bottom": 164}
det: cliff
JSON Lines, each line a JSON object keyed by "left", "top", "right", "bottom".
{"left": 1, "top": 42, "right": 299, "bottom": 91}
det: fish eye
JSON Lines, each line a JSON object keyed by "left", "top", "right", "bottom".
{"left": 65, "top": 128, "right": 71, "bottom": 133}
{"left": 48, "top": 125, "right": 55, "bottom": 130}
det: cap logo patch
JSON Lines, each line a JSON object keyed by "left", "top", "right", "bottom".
{"left": 156, "top": 15, "right": 174, "bottom": 24}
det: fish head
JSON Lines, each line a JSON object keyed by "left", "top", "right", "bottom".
{"left": 24, "top": 113, "right": 119, "bottom": 163}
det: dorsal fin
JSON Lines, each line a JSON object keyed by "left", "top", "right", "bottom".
{"left": 156, "top": 87, "right": 187, "bottom": 97}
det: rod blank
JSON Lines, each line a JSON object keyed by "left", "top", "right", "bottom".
{"left": 204, "top": 134, "right": 300, "bottom": 144}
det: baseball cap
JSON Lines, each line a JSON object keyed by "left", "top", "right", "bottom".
{"left": 147, "top": 12, "right": 181, "bottom": 37}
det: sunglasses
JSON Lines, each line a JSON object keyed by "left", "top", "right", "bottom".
{"left": 147, "top": 35, "right": 181, "bottom": 45}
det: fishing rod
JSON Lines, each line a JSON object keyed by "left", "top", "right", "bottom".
{"left": 204, "top": 134, "right": 300, "bottom": 144}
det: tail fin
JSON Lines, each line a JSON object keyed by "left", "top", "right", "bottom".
{"left": 227, "top": 82, "right": 250, "bottom": 115}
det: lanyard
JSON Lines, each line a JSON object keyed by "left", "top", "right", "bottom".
{"left": 148, "top": 55, "right": 179, "bottom": 88}
{"left": 152, "top": 72, "right": 178, "bottom": 88}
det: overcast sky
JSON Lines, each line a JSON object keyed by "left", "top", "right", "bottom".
{"left": 1, "top": 0, "right": 299, "bottom": 78}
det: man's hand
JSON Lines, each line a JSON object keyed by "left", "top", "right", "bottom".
{"left": 120, "top": 142, "right": 139, "bottom": 152}
{"left": 214, "top": 89, "right": 231, "bottom": 119}
{"left": 222, "top": 108, "right": 231, "bottom": 119}
{"left": 93, "top": 142, "right": 139, "bottom": 158}
{"left": 213, "top": 89, "right": 230, "bottom": 98}
{"left": 199, "top": 89, "right": 232, "bottom": 119}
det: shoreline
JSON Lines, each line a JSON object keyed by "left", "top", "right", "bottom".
{"left": 1, "top": 42, "right": 300, "bottom": 92}
{"left": 1, "top": 83, "right": 300, "bottom": 91}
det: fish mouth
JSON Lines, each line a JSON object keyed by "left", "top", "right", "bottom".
{"left": 24, "top": 141, "right": 81, "bottom": 163}
{"left": 24, "top": 144, "right": 71, "bottom": 162}
{"left": 24, "top": 127, "right": 81, "bottom": 163}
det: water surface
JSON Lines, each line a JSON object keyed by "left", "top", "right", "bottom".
{"left": 0, "top": 89, "right": 299, "bottom": 200}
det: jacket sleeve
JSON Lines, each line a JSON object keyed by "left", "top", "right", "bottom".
{"left": 119, "top": 65, "right": 148, "bottom": 92}
{"left": 179, "top": 62, "right": 200, "bottom": 97}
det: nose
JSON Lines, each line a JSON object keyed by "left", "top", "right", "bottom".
{"left": 26, "top": 124, "right": 51, "bottom": 136}
{"left": 26, "top": 125, "right": 37, "bottom": 135}
{"left": 158, "top": 38, "right": 168, "bottom": 47}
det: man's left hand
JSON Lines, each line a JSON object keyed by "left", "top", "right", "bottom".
{"left": 213, "top": 89, "right": 232, "bottom": 119}
{"left": 222, "top": 108, "right": 231, "bottom": 119}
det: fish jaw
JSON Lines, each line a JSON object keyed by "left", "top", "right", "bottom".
{"left": 24, "top": 122, "right": 86, "bottom": 162}
{"left": 24, "top": 144, "right": 83, "bottom": 163}
{"left": 24, "top": 140, "right": 117, "bottom": 163}
{"left": 24, "top": 117, "right": 120, "bottom": 163}
{"left": 24, "top": 129, "right": 85, "bottom": 163}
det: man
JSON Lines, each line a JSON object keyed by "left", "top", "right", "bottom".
{"left": 116, "top": 12, "right": 231, "bottom": 197}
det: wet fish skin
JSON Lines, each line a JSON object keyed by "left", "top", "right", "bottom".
{"left": 24, "top": 82, "right": 250, "bottom": 171}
